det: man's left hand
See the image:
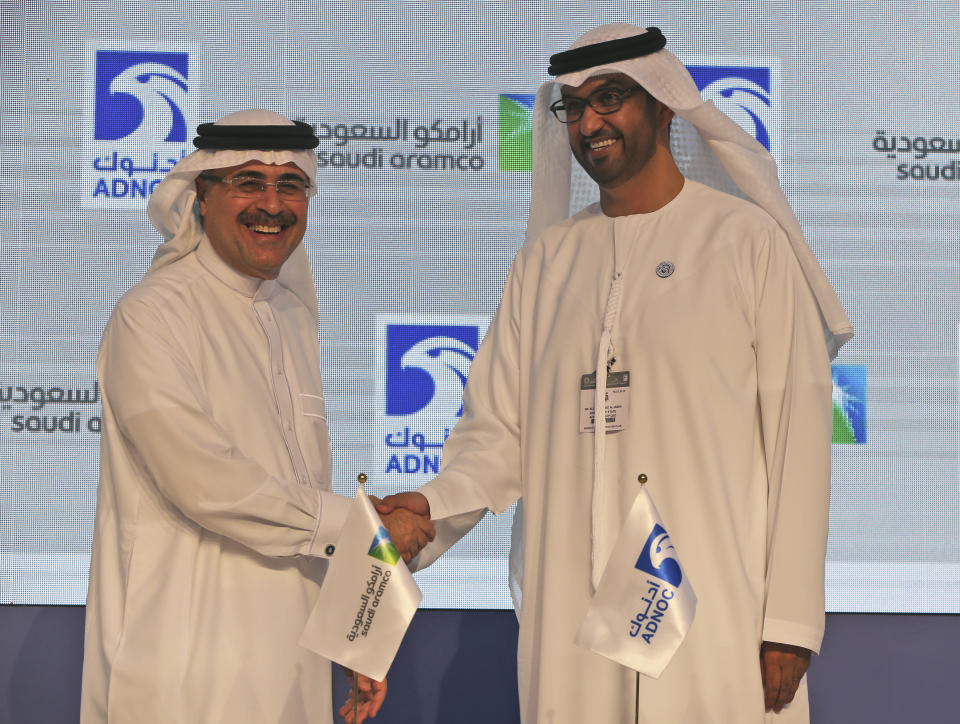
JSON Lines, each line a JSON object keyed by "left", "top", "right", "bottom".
{"left": 338, "top": 668, "right": 386, "bottom": 723}
{"left": 759, "top": 641, "right": 811, "bottom": 713}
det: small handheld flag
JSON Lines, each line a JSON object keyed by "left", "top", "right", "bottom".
{"left": 575, "top": 478, "right": 696, "bottom": 678}
{"left": 300, "top": 476, "right": 422, "bottom": 681}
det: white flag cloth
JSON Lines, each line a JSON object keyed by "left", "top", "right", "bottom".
{"left": 575, "top": 485, "right": 697, "bottom": 678}
{"left": 299, "top": 486, "right": 422, "bottom": 681}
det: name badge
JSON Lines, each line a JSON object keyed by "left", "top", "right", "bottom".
{"left": 579, "top": 370, "right": 630, "bottom": 433}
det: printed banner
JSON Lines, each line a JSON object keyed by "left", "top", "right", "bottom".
{"left": 300, "top": 486, "right": 422, "bottom": 681}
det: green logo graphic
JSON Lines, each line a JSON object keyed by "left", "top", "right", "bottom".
{"left": 368, "top": 525, "right": 401, "bottom": 565}
{"left": 498, "top": 94, "right": 535, "bottom": 171}
{"left": 831, "top": 364, "right": 866, "bottom": 444}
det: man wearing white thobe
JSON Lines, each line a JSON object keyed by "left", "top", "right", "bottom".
{"left": 81, "top": 110, "right": 429, "bottom": 724}
{"left": 378, "top": 25, "right": 852, "bottom": 723}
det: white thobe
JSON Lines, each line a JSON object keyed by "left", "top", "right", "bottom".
{"left": 418, "top": 180, "right": 833, "bottom": 723}
{"left": 81, "top": 237, "right": 351, "bottom": 724}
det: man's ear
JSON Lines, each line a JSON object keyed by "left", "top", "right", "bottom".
{"left": 194, "top": 177, "right": 207, "bottom": 215}
{"left": 656, "top": 102, "right": 675, "bottom": 145}
{"left": 657, "top": 102, "right": 675, "bottom": 130}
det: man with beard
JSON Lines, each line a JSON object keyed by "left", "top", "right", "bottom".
{"left": 378, "top": 24, "right": 852, "bottom": 723}
{"left": 81, "top": 110, "right": 433, "bottom": 724}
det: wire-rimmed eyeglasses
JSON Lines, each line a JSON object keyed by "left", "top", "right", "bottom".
{"left": 549, "top": 86, "right": 645, "bottom": 124}
{"left": 199, "top": 173, "right": 311, "bottom": 200}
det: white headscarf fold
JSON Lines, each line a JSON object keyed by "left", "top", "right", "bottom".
{"left": 145, "top": 109, "right": 320, "bottom": 319}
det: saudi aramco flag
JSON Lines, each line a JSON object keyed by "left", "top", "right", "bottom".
{"left": 300, "top": 486, "right": 422, "bottom": 681}
{"left": 575, "top": 485, "right": 697, "bottom": 678}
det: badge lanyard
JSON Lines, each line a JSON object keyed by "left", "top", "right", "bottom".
{"left": 591, "top": 218, "right": 639, "bottom": 588}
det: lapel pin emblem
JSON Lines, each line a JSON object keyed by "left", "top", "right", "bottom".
{"left": 655, "top": 261, "right": 675, "bottom": 278}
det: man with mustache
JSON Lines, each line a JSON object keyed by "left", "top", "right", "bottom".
{"left": 80, "top": 110, "right": 433, "bottom": 724}
{"left": 379, "top": 23, "right": 852, "bottom": 723}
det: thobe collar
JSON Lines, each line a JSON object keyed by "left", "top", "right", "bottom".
{"left": 196, "top": 235, "right": 279, "bottom": 301}
{"left": 596, "top": 177, "right": 689, "bottom": 221}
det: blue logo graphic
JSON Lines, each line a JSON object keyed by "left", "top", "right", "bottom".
{"left": 385, "top": 324, "right": 479, "bottom": 417}
{"left": 94, "top": 50, "right": 189, "bottom": 142}
{"left": 635, "top": 524, "right": 683, "bottom": 587}
{"left": 831, "top": 364, "right": 867, "bottom": 444}
{"left": 687, "top": 65, "right": 774, "bottom": 151}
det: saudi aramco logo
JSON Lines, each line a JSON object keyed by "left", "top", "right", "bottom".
{"left": 498, "top": 93, "right": 535, "bottom": 171}
{"left": 368, "top": 526, "right": 401, "bottom": 566}
{"left": 831, "top": 364, "right": 867, "bottom": 444}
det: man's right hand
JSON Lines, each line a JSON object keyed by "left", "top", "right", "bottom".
{"left": 376, "top": 492, "right": 433, "bottom": 562}
{"left": 376, "top": 492, "right": 431, "bottom": 518}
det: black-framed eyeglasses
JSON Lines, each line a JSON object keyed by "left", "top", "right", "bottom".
{"left": 199, "top": 173, "right": 311, "bottom": 200}
{"left": 549, "top": 85, "right": 645, "bottom": 124}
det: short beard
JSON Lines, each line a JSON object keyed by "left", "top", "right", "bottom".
{"left": 573, "top": 94, "right": 660, "bottom": 189}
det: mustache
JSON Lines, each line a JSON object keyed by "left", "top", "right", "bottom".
{"left": 580, "top": 131, "right": 619, "bottom": 142}
{"left": 237, "top": 210, "right": 297, "bottom": 226}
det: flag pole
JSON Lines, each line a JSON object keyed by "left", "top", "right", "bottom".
{"left": 635, "top": 473, "right": 645, "bottom": 724}
{"left": 355, "top": 472, "right": 366, "bottom": 723}
{"left": 353, "top": 669, "right": 359, "bottom": 723}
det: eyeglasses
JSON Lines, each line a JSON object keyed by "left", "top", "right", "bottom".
{"left": 199, "top": 174, "right": 311, "bottom": 200}
{"left": 549, "top": 86, "right": 645, "bottom": 124}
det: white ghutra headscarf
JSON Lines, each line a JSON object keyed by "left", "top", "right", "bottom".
{"left": 528, "top": 23, "right": 852, "bottom": 355}
{"left": 145, "top": 109, "right": 320, "bottom": 319}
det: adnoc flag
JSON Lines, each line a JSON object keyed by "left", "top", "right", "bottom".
{"left": 575, "top": 484, "right": 696, "bottom": 678}
{"left": 299, "top": 486, "right": 422, "bottom": 681}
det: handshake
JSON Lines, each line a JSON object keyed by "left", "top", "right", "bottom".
{"left": 372, "top": 491, "right": 434, "bottom": 563}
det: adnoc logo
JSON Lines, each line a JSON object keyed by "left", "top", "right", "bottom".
{"left": 831, "top": 364, "right": 867, "bottom": 444}
{"left": 368, "top": 526, "right": 401, "bottom": 566}
{"left": 94, "top": 50, "right": 189, "bottom": 143}
{"left": 83, "top": 44, "right": 194, "bottom": 209}
{"left": 634, "top": 523, "right": 683, "bottom": 587}
{"left": 385, "top": 323, "right": 479, "bottom": 418}
{"left": 498, "top": 94, "right": 536, "bottom": 171}
{"left": 376, "top": 314, "right": 488, "bottom": 480}
{"left": 686, "top": 62, "right": 780, "bottom": 155}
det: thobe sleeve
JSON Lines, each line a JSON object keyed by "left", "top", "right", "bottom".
{"left": 755, "top": 227, "right": 833, "bottom": 654}
{"left": 413, "top": 251, "right": 526, "bottom": 568}
{"left": 100, "top": 298, "right": 349, "bottom": 559}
